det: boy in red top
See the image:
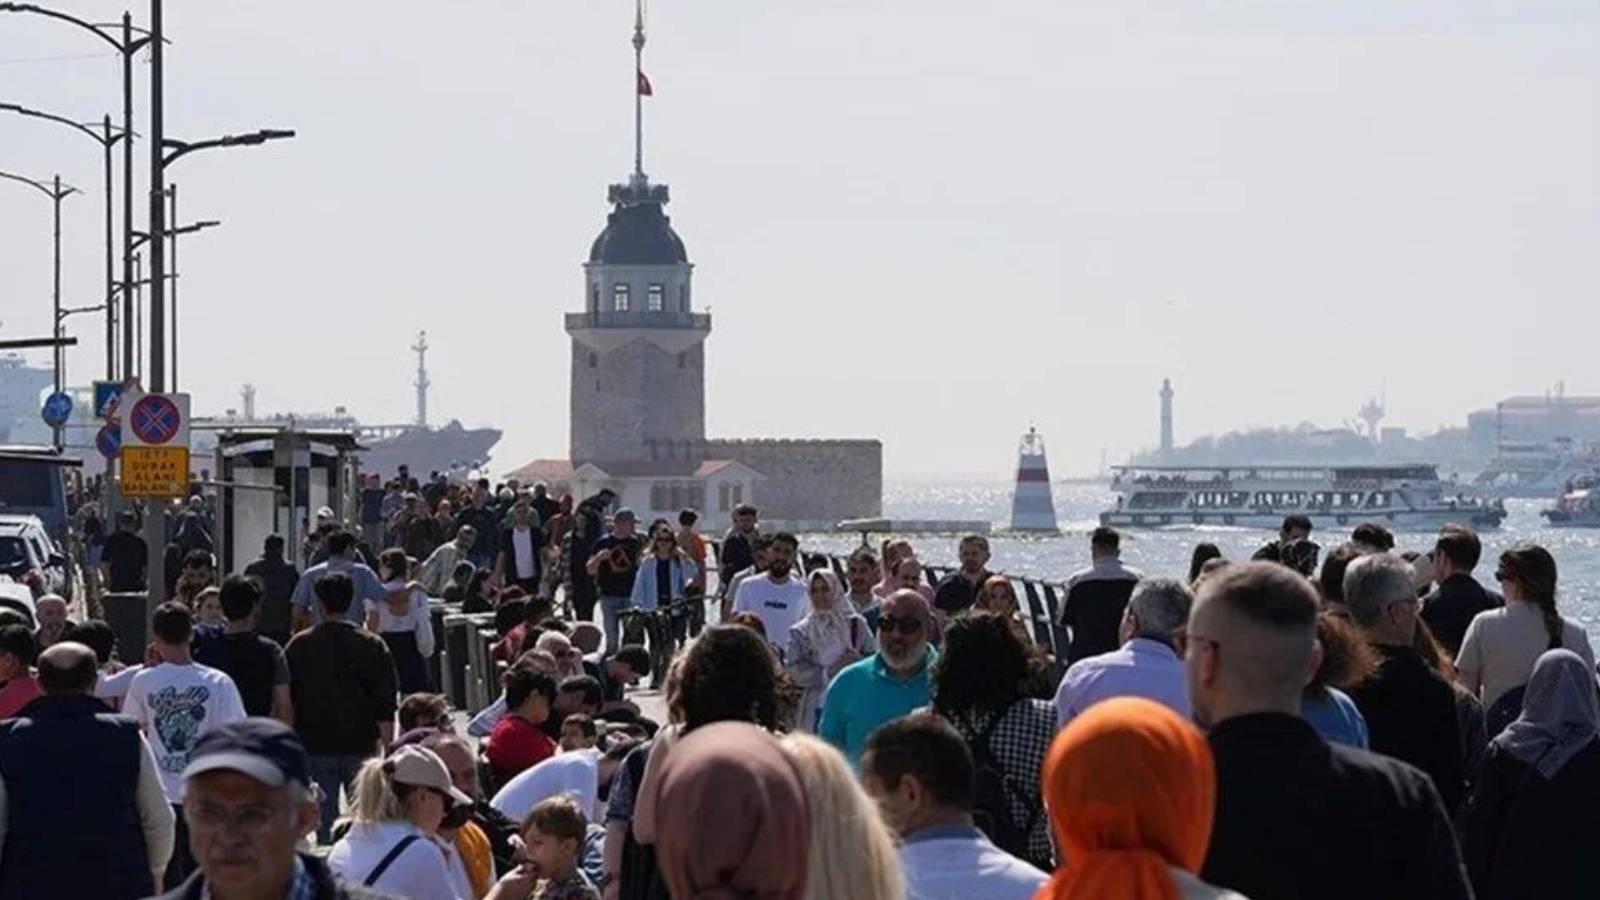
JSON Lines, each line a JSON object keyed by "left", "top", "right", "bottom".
{"left": 0, "top": 625, "right": 41, "bottom": 718}
{"left": 486, "top": 663, "right": 557, "bottom": 785}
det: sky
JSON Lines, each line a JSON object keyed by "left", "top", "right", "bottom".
{"left": 1, "top": 1, "right": 1596, "bottom": 479}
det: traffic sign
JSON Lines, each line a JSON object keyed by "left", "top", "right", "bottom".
{"left": 96, "top": 423, "right": 122, "bottom": 459}
{"left": 120, "top": 446, "right": 189, "bottom": 497}
{"left": 40, "top": 391, "right": 73, "bottom": 428}
{"left": 93, "top": 380, "right": 123, "bottom": 419}
{"left": 121, "top": 390, "right": 190, "bottom": 448}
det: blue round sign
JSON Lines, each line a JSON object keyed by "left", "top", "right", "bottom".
{"left": 96, "top": 423, "right": 121, "bottom": 459}
{"left": 40, "top": 391, "right": 73, "bottom": 428}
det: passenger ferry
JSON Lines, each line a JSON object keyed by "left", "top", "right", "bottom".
{"left": 1101, "top": 464, "right": 1505, "bottom": 531}
{"left": 1542, "top": 473, "right": 1600, "bottom": 528}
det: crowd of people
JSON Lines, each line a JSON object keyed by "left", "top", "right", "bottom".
{"left": 4, "top": 469, "right": 1599, "bottom": 900}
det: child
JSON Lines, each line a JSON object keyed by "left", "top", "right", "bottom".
{"left": 560, "top": 713, "right": 598, "bottom": 752}
{"left": 522, "top": 796, "right": 601, "bottom": 899}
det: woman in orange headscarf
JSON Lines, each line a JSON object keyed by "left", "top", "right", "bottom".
{"left": 1036, "top": 697, "right": 1247, "bottom": 900}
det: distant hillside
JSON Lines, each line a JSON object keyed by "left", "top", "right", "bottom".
{"left": 1133, "top": 423, "right": 1480, "bottom": 473}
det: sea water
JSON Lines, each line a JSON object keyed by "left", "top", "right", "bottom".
{"left": 800, "top": 481, "right": 1600, "bottom": 644}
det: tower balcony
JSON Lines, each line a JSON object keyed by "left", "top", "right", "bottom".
{"left": 566, "top": 310, "right": 711, "bottom": 332}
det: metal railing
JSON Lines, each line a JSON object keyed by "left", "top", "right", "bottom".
{"left": 565, "top": 310, "right": 711, "bottom": 331}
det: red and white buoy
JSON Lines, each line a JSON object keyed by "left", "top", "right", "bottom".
{"left": 1009, "top": 427, "right": 1059, "bottom": 532}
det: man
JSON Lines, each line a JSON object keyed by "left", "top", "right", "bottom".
{"left": 861, "top": 714, "right": 1046, "bottom": 900}
{"left": 1054, "top": 576, "right": 1192, "bottom": 729}
{"left": 379, "top": 479, "right": 406, "bottom": 546}
{"left": 550, "top": 675, "right": 603, "bottom": 739}
{"left": 490, "top": 733, "right": 632, "bottom": 825}
{"left": 1059, "top": 527, "right": 1144, "bottom": 664}
{"left": 424, "top": 731, "right": 523, "bottom": 884}
{"left": 102, "top": 509, "right": 149, "bottom": 594}
{"left": 931, "top": 535, "right": 995, "bottom": 616}
{"left": 123, "top": 602, "right": 247, "bottom": 888}
{"left": 587, "top": 509, "right": 642, "bottom": 652}
{"left": 730, "top": 532, "right": 810, "bottom": 655}
{"left": 717, "top": 503, "right": 759, "bottom": 595}
{"left": 720, "top": 533, "right": 773, "bottom": 621}
{"left": 0, "top": 625, "right": 39, "bottom": 722}
{"left": 1420, "top": 525, "right": 1502, "bottom": 655}
{"left": 530, "top": 482, "right": 561, "bottom": 527}
{"left": 397, "top": 692, "right": 452, "bottom": 735}
{"left": 820, "top": 589, "right": 938, "bottom": 764}
{"left": 1187, "top": 562, "right": 1471, "bottom": 900}
{"left": 1343, "top": 552, "right": 1465, "bottom": 813}
{"left": 392, "top": 492, "right": 442, "bottom": 562}
{"left": 285, "top": 573, "right": 398, "bottom": 842}
{"left": 1351, "top": 521, "right": 1397, "bottom": 554}
{"left": 419, "top": 524, "right": 477, "bottom": 597}
{"left": 844, "top": 547, "right": 884, "bottom": 630}
{"left": 242, "top": 535, "right": 299, "bottom": 646}
{"left": 288, "top": 531, "right": 389, "bottom": 631}
{"left": 566, "top": 488, "right": 615, "bottom": 623}
{"left": 152, "top": 718, "right": 399, "bottom": 900}
{"left": 494, "top": 497, "right": 543, "bottom": 595}
{"left": 0, "top": 642, "right": 174, "bottom": 898}
{"left": 173, "top": 496, "right": 214, "bottom": 557}
{"left": 485, "top": 663, "right": 558, "bottom": 785}
{"left": 457, "top": 479, "right": 502, "bottom": 569}
{"left": 356, "top": 473, "right": 386, "bottom": 551}
{"left": 194, "top": 575, "right": 293, "bottom": 724}
{"left": 676, "top": 509, "right": 708, "bottom": 629}
{"left": 581, "top": 645, "right": 650, "bottom": 716}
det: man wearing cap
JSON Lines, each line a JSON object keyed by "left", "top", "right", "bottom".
{"left": 586, "top": 509, "right": 642, "bottom": 652}
{"left": 289, "top": 531, "right": 391, "bottom": 631}
{"left": 0, "top": 641, "right": 174, "bottom": 898}
{"left": 152, "top": 718, "right": 399, "bottom": 900}
{"left": 419, "top": 525, "right": 477, "bottom": 598}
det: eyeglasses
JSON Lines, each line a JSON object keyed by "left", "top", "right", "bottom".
{"left": 186, "top": 802, "right": 286, "bottom": 835}
{"left": 877, "top": 615, "right": 924, "bottom": 635}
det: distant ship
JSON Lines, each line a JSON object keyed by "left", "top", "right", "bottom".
{"left": 1542, "top": 472, "right": 1600, "bottom": 528}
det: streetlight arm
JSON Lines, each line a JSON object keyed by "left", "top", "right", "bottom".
{"left": 0, "top": 3, "right": 126, "bottom": 52}
{"left": 0, "top": 169, "right": 79, "bottom": 200}
{"left": 0, "top": 101, "right": 110, "bottom": 147}
{"left": 161, "top": 129, "right": 296, "bottom": 167}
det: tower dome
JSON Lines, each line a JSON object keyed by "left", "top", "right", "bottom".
{"left": 588, "top": 179, "right": 687, "bottom": 265}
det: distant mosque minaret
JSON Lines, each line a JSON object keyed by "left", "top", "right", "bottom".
{"left": 1159, "top": 378, "right": 1175, "bottom": 457}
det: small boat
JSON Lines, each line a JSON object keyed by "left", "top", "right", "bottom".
{"left": 1542, "top": 474, "right": 1600, "bottom": 528}
{"left": 1100, "top": 464, "right": 1505, "bottom": 532}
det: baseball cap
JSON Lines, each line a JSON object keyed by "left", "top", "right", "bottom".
{"left": 614, "top": 508, "right": 637, "bottom": 523}
{"left": 182, "top": 719, "right": 311, "bottom": 789}
{"left": 315, "top": 506, "right": 335, "bottom": 521}
{"left": 385, "top": 745, "right": 473, "bottom": 808}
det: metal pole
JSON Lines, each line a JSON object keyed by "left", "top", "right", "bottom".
{"left": 168, "top": 183, "right": 177, "bottom": 390}
{"left": 103, "top": 115, "right": 115, "bottom": 380}
{"left": 52, "top": 174, "right": 63, "bottom": 451}
{"left": 144, "top": 0, "right": 167, "bottom": 614}
{"left": 122, "top": 12, "right": 136, "bottom": 382}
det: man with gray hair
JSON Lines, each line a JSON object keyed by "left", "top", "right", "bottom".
{"left": 1053, "top": 576, "right": 1192, "bottom": 729}
{"left": 1344, "top": 552, "right": 1465, "bottom": 813}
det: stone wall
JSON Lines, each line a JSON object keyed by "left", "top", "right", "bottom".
{"left": 702, "top": 438, "right": 882, "bottom": 524}
{"left": 570, "top": 337, "right": 705, "bottom": 464}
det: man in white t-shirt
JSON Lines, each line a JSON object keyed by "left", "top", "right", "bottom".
{"left": 731, "top": 532, "right": 810, "bottom": 657}
{"left": 490, "top": 740, "right": 634, "bottom": 824}
{"left": 122, "top": 602, "right": 247, "bottom": 889}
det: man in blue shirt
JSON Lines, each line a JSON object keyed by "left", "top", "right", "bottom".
{"left": 820, "top": 589, "right": 937, "bottom": 764}
{"left": 1054, "top": 576, "right": 1192, "bottom": 730}
{"left": 288, "top": 530, "right": 390, "bottom": 630}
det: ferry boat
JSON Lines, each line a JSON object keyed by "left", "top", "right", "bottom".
{"left": 1542, "top": 473, "right": 1600, "bottom": 528}
{"left": 1101, "top": 464, "right": 1505, "bottom": 531}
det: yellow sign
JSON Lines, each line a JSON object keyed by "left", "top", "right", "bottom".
{"left": 121, "top": 446, "right": 191, "bottom": 498}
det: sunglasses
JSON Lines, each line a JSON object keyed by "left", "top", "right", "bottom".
{"left": 877, "top": 615, "right": 924, "bottom": 635}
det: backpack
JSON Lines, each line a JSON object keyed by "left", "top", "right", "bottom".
{"left": 967, "top": 704, "right": 1042, "bottom": 861}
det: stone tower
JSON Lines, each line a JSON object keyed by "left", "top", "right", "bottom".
{"left": 1159, "top": 378, "right": 1175, "bottom": 456}
{"left": 566, "top": 3, "right": 709, "bottom": 466}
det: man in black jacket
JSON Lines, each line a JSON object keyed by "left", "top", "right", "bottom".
{"left": 194, "top": 575, "right": 293, "bottom": 723}
{"left": 1189, "top": 562, "right": 1471, "bottom": 900}
{"left": 1060, "top": 527, "right": 1143, "bottom": 663}
{"left": 242, "top": 535, "right": 299, "bottom": 647}
{"left": 1344, "top": 552, "right": 1465, "bottom": 814}
{"left": 1420, "top": 524, "right": 1502, "bottom": 656}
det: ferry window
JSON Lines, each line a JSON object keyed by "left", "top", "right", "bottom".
{"left": 612, "top": 282, "right": 630, "bottom": 311}
{"left": 647, "top": 283, "right": 665, "bottom": 311}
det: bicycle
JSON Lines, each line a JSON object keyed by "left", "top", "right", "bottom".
{"left": 617, "top": 596, "right": 698, "bottom": 689}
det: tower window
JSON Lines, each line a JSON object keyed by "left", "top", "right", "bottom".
{"left": 679, "top": 284, "right": 688, "bottom": 312}
{"left": 677, "top": 352, "right": 686, "bottom": 369}
{"left": 612, "top": 283, "right": 630, "bottom": 312}
{"left": 588, "top": 352, "right": 598, "bottom": 368}
{"left": 647, "top": 284, "right": 665, "bottom": 312}
{"left": 590, "top": 284, "right": 599, "bottom": 311}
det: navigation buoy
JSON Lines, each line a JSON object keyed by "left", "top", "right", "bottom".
{"left": 1009, "top": 427, "right": 1059, "bottom": 532}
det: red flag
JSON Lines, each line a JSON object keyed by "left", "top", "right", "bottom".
{"left": 637, "top": 70, "right": 653, "bottom": 96}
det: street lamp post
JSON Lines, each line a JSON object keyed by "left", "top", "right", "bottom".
{"left": 131, "top": 200, "right": 221, "bottom": 391}
{"left": 0, "top": 170, "right": 79, "bottom": 449}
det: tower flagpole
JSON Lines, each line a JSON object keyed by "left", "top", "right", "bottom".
{"left": 633, "top": 0, "right": 646, "bottom": 179}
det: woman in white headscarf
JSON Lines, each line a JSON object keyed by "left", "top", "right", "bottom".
{"left": 785, "top": 569, "right": 876, "bottom": 733}
{"left": 1462, "top": 648, "right": 1600, "bottom": 899}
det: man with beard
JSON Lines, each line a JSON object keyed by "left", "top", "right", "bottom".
{"left": 819, "top": 588, "right": 938, "bottom": 764}
{"left": 730, "top": 532, "right": 809, "bottom": 658}
{"left": 932, "top": 535, "right": 996, "bottom": 616}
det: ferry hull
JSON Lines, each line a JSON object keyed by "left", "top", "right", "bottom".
{"left": 1100, "top": 509, "right": 1504, "bottom": 532}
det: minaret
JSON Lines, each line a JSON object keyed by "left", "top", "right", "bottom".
{"left": 1159, "top": 378, "right": 1175, "bottom": 457}
{"left": 1010, "top": 427, "right": 1059, "bottom": 532}
{"left": 413, "top": 331, "right": 430, "bottom": 428}
{"left": 566, "top": 0, "right": 708, "bottom": 465}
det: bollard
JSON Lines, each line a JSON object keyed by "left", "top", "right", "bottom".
{"left": 441, "top": 613, "right": 473, "bottom": 710}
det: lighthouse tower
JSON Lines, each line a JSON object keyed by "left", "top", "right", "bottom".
{"left": 566, "top": 1, "right": 709, "bottom": 465}
{"left": 1159, "top": 378, "right": 1175, "bottom": 457}
{"left": 1009, "top": 427, "right": 1059, "bottom": 532}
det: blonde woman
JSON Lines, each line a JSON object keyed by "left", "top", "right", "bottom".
{"left": 780, "top": 733, "right": 905, "bottom": 900}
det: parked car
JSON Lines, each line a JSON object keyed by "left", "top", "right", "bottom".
{"left": 0, "top": 578, "right": 36, "bottom": 627}
{"left": 0, "top": 514, "right": 71, "bottom": 601}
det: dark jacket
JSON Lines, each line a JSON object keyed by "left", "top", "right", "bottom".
{"left": 243, "top": 553, "right": 300, "bottom": 641}
{"left": 1061, "top": 563, "right": 1140, "bottom": 664}
{"left": 1203, "top": 712, "right": 1472, "bottom": 900}
{"left": 498, "top": 524, "right": 543, "bottom": 582}
{"left": 717, "top": 529, "right": 754, "bottom": 593}
{"left": 1422, "top": 574, "right": 1503, "bottom": 656}
{"left": 1462, "top": 738, "right": 1600, "bottom": 899}
{"left": 145, "top": 852, "right": 399, "bottom": 900}
{"left": 932, "top": 570, "right": 993, "bottom": 615}
{"left": 286, "top": 621, "right": 398, "bottom": 756}
{"left": 1348, "top": 644, "right": 1465, "bottom": 813}
{"left": 0, "top": 694, "right": 151, "bottom": 900}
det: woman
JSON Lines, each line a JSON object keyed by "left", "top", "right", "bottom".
{"left": 1456, "top": 544, "right": 1596, "bottom": 734}
{"left": 786, "top": 570, "right": 875, "bottom": 733}
{"left": 372, "top": 548, "right": 437, "bottom": 694}
{"left": 441, "top": 562, "right": 476, "bottom": 606}
{"left": 647, "top": 721, "right": 809, "bottom": 900}
{"left": 328, "top": 746, "right": 533, "bottom": 900}
{"left": 873, "top": 538, "right": 915, "bottom": 600}
{"left": 780, "top": 733, "right": 903, "bottom": 900}
{"left": 1038, "top": 697, "right": 1246, "bottom": 900}
{"left": 930, "top": 611, "right": 1056, "bottom": 871}
{"left": 460, "top": 568, "right": 496, "bottom": 615}
{"left": 976, "top": 575, "right": 1021, "bottom": 619}
{"left": 1187, "top": 543, "right": 1223, "bottom": 586}
{"left": 628, "top": 528, "right": 698, "bottom": 619}
{"left": 1301, "top": 613, "right": 1375, "bottom": 748}
{"left": 535, "top": 629, "right": 586, "bottom": 682}
{"left": 1463, "top": 649, "right": 1600, "bottom": 899}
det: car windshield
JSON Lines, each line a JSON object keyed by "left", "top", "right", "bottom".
{"left": 0, "top": 537, "right": 29, "bottom": 573}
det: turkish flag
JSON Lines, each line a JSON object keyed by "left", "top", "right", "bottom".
{"left": 637, "top": 70, "right": 654, "bottom": 96}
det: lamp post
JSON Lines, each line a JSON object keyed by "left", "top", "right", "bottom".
{"left": 131, "top": 201, "right": 221, "bottom": 391}
{"left": 0, "top": 170, "right": 79, "bottom": 448}
{"left": 0, "top": 4, "right": 158, "bottom": 384}
{"left": 0, "top": 103, "right": 132, "bottom": 380}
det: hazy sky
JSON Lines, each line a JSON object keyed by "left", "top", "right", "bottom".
{"left": 2, "top": 1, "right": 1596, "bottom": 478}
